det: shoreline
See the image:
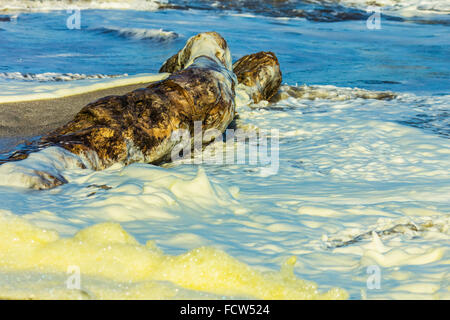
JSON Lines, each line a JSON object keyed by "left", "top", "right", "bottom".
{"left": 0, "top": 82, "right": 155, "bottom": 153}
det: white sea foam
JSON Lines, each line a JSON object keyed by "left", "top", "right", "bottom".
{"left": 0, "top": 147, "right": 87, "bottom": 189}
{"left": 36, "top": 53, "right": 96, "bottom": 58}
{"left": 0, "top": 0, "right": 448, "bottom": 18}
{"left": 0, "top": 72, "right": 128, "bottom": 82}
{"left": 0, "top": 0, "right": 161, "bottom": 12}
{"left": 0, "top": 72, "right": 169, "bottom": 103}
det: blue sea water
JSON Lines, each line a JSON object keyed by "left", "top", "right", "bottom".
{"left": 0, "top": 6, "right": 448, "bottom": 94}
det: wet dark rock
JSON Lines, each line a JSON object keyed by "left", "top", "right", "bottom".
{"left": 1, "top": 32, "right": 284, "bottom": 189}
{"left": 233, "top": 51, "right": 282, "bottom": 103}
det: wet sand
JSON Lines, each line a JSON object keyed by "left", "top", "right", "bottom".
{"left": 0, "top": 82, "right": 153, "bottom": 152}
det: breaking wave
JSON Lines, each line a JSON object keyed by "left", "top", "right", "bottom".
{"left": 0, "top": 72, "right": 128, "bottom": 82}
{"left": 94, "top": 27, "right": 179, "bottom": 41}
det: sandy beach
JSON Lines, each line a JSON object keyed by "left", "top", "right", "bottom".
{"left": 0, "top": 82, "right": 153, "bottom": 152}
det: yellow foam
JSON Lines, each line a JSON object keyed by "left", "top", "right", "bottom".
{"left": 0, "top": 214, "right": 348, "bottom": 299}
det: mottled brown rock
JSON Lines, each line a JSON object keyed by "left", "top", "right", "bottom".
{"left": 233, "top": 51, "right": 282, "bottom": 103}
{"left": 42, "top": 32, "right": 236, "bottom": 170}
{"left": 159, "top": 32, "right": 231, "bottom": 74}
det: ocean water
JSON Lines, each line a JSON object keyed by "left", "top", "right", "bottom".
{"left": 0, "top": 0, "right": 449, "bottom": 299}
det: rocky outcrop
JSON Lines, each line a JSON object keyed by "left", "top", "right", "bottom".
{"left": 42, "top": 32, "right": 236, "bottom": 170}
